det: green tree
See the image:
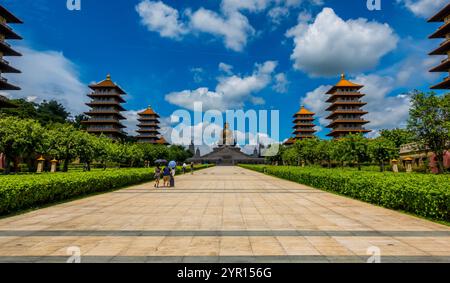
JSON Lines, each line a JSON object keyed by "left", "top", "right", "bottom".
{"left": 46, "top": 124, "right": 81, "bottom": 172}
{"left": 380, "top": 128, "right": 415, "bottom": 149}
{"left": 0, "top": 116, "right": 44, "bottom": 174}
{"left": 36, "top": 100, "right": 70, "bottom": 125}
{"left": 368, "top": 137, "right": 398, "bottom": 172}
{"left": 341, "top": 134, "right": 370, "bottom": 171}
{"left": 282, "top": 146, "right": 298, "bottom": 165}
{"left": 407, "top": 91, "right": 450, "bottom": 174}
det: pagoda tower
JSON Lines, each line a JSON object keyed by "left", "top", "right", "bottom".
{"left": 429, "top": 3, "right": 450, "bottom": 89}
{"left": 0, "top": 5, "right": 22, "bottom": 91}
{"left": 82, "top": 74, "right": 127, "bottom": 139}
{"left": 285, "top": 106, "right": 316, "bottom": 145}
{"left": 293, "top": 106, "right": 316, "bottom": 140}
{"left": 326, "top": 74, "right": 370, "bottom": 139}
{"left": 136, "top": 106, "right": 164, "bottom": 144}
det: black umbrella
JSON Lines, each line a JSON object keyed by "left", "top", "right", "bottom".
{"left": 155, "top": 159, "right": 168, "bottom": 165}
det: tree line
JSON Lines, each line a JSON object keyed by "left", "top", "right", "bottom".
{"left": 0, "top": 116, "right": 192, "bottom": 174}
{"left": 268, "top": 91, "right": 450, "bottom": 173}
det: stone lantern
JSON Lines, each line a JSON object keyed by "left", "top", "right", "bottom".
{"left": 391, "top": 159, "right": 399, "bottom": 173}
{"left": 50, "top": 159, "right": 58, "bottom": 173}
{"left": 404, "top": 157, "right": 413, "bottom": 173}
{"left": 37, "top": 156, "right": 45, "bottom": 173}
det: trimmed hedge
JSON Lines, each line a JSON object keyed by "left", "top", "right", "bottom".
{"left": 0, "top": 165, "right": 213, "bottom": 215}
{"left": 240, "top": 165, "right": 450, "bottom": 222}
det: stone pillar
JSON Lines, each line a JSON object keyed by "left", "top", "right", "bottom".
{"left": 37, "top": 156, "right": 45, "bottom": 173}
{"left": 50, "top": 159, "right": 58, "bottom": 173}
{"left": 404, "top": 157, "right": 413, "bottom": 173}
{"left": 391, "top": 159, "right": 399, "bottom": 173}
{"left": 301, "top": 161, "right": 305, "bottom": 168}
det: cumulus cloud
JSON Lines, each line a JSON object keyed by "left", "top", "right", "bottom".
{"left": 219, "top": 62, "right": 234, "bottom": 75}
{"left": 189, "top": 8, "right": 255, "bottom": 52}
{"left": 3, "top": 46, "right": 88, "bottom": 115}
{"left": 136, "top": 0, "right": 187, "bottom": 39}
{"left": 397, "top": 0, "right": 447, "bottom": 18}
{"left": 136, "top": 0, "right": 324, "bottom": 52}
{"left": 286, "top": 8, "right": 398, "bottom": 77}
{"left": 165, "top": 61, "right": 278, "bottom": 111}
{"left": 273, "top": 73, "right": 289, "bottom": 93}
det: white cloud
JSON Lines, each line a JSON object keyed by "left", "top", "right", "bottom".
{"left": 3, "top": 46, "right": 88, "bottom": 115}
{"left": 273, "top": 73, "right": 289, "bottom": 93}
{"left": 286, "top": 8, "right": 398, "bottom": 77}
{"left": 165, "top": 61, "right": 278, "bottom": 111}
{"left": 190, "top": 67, "right": 205, "bottom": 83}
{"left": 136, "top": 0, "right": 187, "bottom": 39}
{"left": 136, "top": 0, "right": 324, "bottom": 52}
{"left": 189, "top": 8, "right": 255, "bottom": 52}
{"left": 219, "top": 62, "right": 234, "bottom": 75}
{"left": 397, "top": 0, "right": 447, "bottom": 18}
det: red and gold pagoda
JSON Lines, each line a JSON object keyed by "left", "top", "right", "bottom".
{"left": 136, "top": 106, "right": 167, "bottom": 144}
{"left": 285, "top": 106, "right": 316, "bottom": 145}
{"left": 326, "top": 74, "right": 370, "bottom": 139}
{"left": 82, "top": 74, "right": 127, "bottom": 139}
{"left": 0, "top": 4, "right": 22, "bottom": 91}
{"left": 429, "top": 3, "right": 450, "bottom": 89}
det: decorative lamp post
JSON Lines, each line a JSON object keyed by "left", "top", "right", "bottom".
{"left": 50, "top": 159, "right": 58, "bottom": 173}
{"left": 391, "top": 159, "right": 399, "bottom": 173}
{"left": 37, "top": 156, "right": 45, "bottom": 173}
{"left": 404, "top": 157, "right": 413, "bottom": 173}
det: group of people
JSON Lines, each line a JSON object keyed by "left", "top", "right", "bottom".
{"left": 153, "top": 162, "right": 195, "bottom": 188}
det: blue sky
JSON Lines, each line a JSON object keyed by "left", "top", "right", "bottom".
{"left": 1, "top": 0, "right": 448, "bottom": 145}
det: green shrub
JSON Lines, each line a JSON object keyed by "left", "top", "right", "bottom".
{"left": 240, "top": 165, "right": 450, "bottom": 222}
{"left": 0, "top": 165, "right": 213, "bottom": 215}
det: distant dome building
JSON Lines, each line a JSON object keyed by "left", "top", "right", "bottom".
{"left": 187, "top": 123, "right": 265, "bottom": 165}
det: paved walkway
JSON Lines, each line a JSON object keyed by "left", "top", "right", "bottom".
{"left": 0, "top": 166, "right": 449, "bottom": 263}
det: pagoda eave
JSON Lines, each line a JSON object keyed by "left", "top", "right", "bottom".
{"left": 428, "top": 4, "right": 450, "bottom": 22}
{"left": 88, "top": 85, "right": 126, "bottom": 95}
{"left": 326, "top": 129, "right": 371, "bottom": 137}
{"left": 326, "top": 112, "right": 368, "bottom": 120}
{"left": 0, "top": 60, "right": 20, "bottom": 73}
{"left": 430, "top": 77, "right": 450, "bottom": 89}
{"left": 87, "top": 94, "right": 126, "bottom": 103}
{"left": 326, "top": 103, "right": 367, "bottom": 111}
{"left": 0, "top": 5, "right": 23, "bottom": 23}
{"left": 326, "top": 86, "right": 363, "bottom": 95}
{"left": 87, "top": 129, "right": 125, "bottom": 134}
{"left": 0, "top": 23, "right": 22, "bottom": 39}
{"left": 430, "top": 59, "right": 450, "bottom": 72}
{"left": 0, "top": 41, "right": 21, "bottom": 56}
{"left": 0, "top": 79, "right": 20, "bottom": 90}
{"left": 429, "top": 39, "right": 450, "bottom": 55}
{"left": 82, "top": 120, "right": 126, "bottom": 127}
{"left": 429, "top": 21, "right": 450, "bottom": 38}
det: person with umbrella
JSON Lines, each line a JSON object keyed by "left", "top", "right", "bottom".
{"left": 168, "top": 161, "right": 177, "bottom": 187}
{"left": 155, "top": 160, "right": 168, "bottom": 188}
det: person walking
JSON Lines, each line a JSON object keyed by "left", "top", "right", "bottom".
{"left": 190, "top": 162, "right": 195, "bottom": 175}
{"left": 154, "top": 165, "right": 161, "bottom": 188}
{"left": 182, "top": 162, "right": 187, "bottom": 174}
{"left": 162, "top": 166, "right": 171, "bottom": 187}
{"left": 170, "top": 167, "right": 176, "bottom": 187}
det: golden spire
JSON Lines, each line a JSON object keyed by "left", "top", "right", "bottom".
{"left": 341, "top": 73, "right": 346, "bottom": 80}
{"left": 106, "top": 74, "right": 111, "bottom": 81}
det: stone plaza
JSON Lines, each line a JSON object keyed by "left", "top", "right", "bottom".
{"left": 0, "top": 166, "right": 449, "bottom": 263}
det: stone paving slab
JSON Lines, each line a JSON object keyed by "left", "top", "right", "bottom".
{"left": 0, "top": 166, "right": 449, "bottom": 263}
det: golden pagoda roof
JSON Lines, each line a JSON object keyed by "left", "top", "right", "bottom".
{"left": 89, "top": 74, "right": 126, "bottom": 94}
{"left": 326, "top": 74, "right": 363, "bottom": 94}
{"left": 139, "top": 106, "right": 159, "bottom": 116}
{"left": 428, "top": 3, "right": 450, "bottom": 22}
{"left": 294, "top": 105, "right": 315, "bottom": 116}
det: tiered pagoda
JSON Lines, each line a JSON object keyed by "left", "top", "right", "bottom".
{"left": 326, "top": 74, "right": 370, "bottom": 139}
{"left": 429, "top": 3, "right": 450, "bottom": 89}
{"left": 0, "top": 5, "right": 22, "bottom": 91}
{"left": 285, "top": 106, "right": 316, "bottom": 145}
{"left": 136, "top": 106, "right": 166, "bottom": 144}
{"left": 82, "top": 74, "right": 127, "bottom": 139}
